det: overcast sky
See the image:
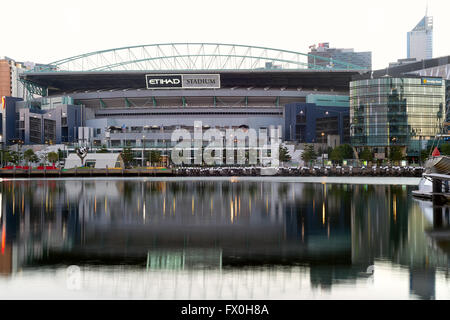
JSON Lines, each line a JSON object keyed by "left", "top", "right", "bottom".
{"left": 1, "top": 0, "right": 448, "bottom": 70}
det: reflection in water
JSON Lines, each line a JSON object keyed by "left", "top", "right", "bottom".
{"left": 0, "top": 178, "right": 449, "bottom": 299}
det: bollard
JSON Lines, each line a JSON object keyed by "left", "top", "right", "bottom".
{"left": 432, "top": 179, "right": 442, "bottom": 193}
{"left": 432, "top": 178, "right": 444, "bottom": 206}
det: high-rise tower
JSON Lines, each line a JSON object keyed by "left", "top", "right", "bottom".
{"left": 407, "top": 8, "right": 433, "bottom": 61}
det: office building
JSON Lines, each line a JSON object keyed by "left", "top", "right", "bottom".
{"left": 308, "top": 43, "right": 372, "bottom": 70}
{"left": 350, "top": 76, "right": 446, "bottom": 159}
{"left": 407, "top": 14, "right": 433, "bottom": 61}
{"left": 284, "top": 101, "right": 350, "bottom": 147}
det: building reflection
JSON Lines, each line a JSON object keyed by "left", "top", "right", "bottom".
{"left": 0, "top": 179, "right": 449, "bottom": 299}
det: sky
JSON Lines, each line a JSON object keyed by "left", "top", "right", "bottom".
{"left": 1, "top": 0, "right": 449, "bottom": 70}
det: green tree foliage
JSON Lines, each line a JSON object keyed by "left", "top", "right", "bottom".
{"left": 330, "top": 144, "right": 354, "bottom": 163}
{"left": 359, "top": 148, "right": 373, "bottom": 162}
{"left": 149, "top": 150, "right": 162, "bottom": 166}
{"left": 420, "top": 147, "right": 431, "bottom": 163}
{"left": 439, "top": 143, "right": 450, "bottom": 155}
{"left": 47, "top": 152, "right": 59, "bottom": 164}
{"left": 301, "top": 144, "right": 317, "bottom": 165}
{"left": 1, "top": 150, "right": 22, "bottom": 165}
{"left": 389, "top": 146, "right": 404, "bottom": 162}
{"left": 10, "top": 151, "right": 23, "bottom": 165}
{"left": 279, "top": 145, "right": 292, "bottom": 163}
{"left": 121, "top": 147, "right": 134, "bottom": 168}
{"left": 340, "top": 144, "right": 354, "bottom": 159}
{"left": 57, "top": 148, "right": 65, "bottom": 160}
{"left": 1, "top": 150, "right": 13, "bottom": 166}
{"left": 24, "top": 149, "right": 39, "bottom": 165}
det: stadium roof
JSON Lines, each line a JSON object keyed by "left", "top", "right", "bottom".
{"left": 21, "top": 69, "right": 361, "bottom": 96}
{"left": 30, "top": 43, "right": 368, "bottom": 73}
{"left": 19, "top": 43, "right": 368, "bottom": 97}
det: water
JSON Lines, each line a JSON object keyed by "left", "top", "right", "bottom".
{"left": 0, "top": 177, "right": 449, "bottom": 300}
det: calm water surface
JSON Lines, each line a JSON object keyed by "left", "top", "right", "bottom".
{"left": 0, "top": 177, "right": 449, "bottom": 300}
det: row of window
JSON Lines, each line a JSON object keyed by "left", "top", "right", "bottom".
{"left": 96, "top": 112, "right": 282, "bottom": 117}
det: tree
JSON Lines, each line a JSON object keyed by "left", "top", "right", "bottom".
{"left": 330, "top": 147, "right": 344, "bottom": 163}
{"left": 58, "top": 148, "right": 65, "bottom": 160}
{"left": 389, "top": 146, "right": 404, "bottom": 162}
{"left": 340, "top": 144, "right": 354, "bottom": 159}
{"left": 148, "top": 150, "right": 162, "bottom": 166}
{"left": 24, "top": 149, "right": 39, "bottom": 165}
{"left": 9, "top": 151, "right": 23, "bottom": 166}
{"left": 47, "top": 152, "right": 59, "bottom": 165}
{"left": 279, "top": 145, "right": 291, "bottom": 163}
{"left": 330, "top": 144, "right": 355, "bottom": 164}
{"left": 1, "top": 150, "right": 13, "bottom": 166}
{"left": 121, "top": 147, "right": 134, "bottom": 168}
{"left": 440, "top": 143, "right": 450, "bottom": 155}
{"left": 301, "top": 144, "right": 317, "bottom": 166}
{"left": 359, "top": 148, "right": 373, "bottom": 162}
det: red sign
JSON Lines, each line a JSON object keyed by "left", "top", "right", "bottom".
{"left": 432, "top": 147, "right": 441, "bottom": 157}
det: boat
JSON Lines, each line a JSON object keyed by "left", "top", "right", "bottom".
{"left": 412, "top": 154, "right": 450, "bottom": 202}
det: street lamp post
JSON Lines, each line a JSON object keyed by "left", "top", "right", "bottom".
{"left": 321, "top": 132, "right": 325, "bottom": 167}
{"left": 142, "top": 135, "right": 145, "bottom": 167}
{"left": 0, "top": 134, "right": 3, "bottom": 167}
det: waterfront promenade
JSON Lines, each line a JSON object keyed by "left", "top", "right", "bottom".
{"left": 0, "top": 165, "right": 424, "bottom": 178}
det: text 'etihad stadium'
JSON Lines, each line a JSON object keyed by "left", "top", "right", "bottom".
{"left": 146, "top": 74, "right": 220, "bottom": 89}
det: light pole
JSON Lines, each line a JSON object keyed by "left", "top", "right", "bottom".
{"left": 0, "top": 134, "right": 3, "bottom": 168}
{"left": 321, "top": 132, "right": 325, "bottom": 167}
{"left": 142, "top": 135, "right": 145, "bottom": 167}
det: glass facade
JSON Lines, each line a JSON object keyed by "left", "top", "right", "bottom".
{"left": 350, "top": 77, "right": 446, "bottom": 156}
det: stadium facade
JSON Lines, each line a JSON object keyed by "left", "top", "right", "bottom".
{"left": 1, "top": 43, "right": 365, "bottom": 165}
{"left": 1, "top": 43, "right": 448, "bottom": 164}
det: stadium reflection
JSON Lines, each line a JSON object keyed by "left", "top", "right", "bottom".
{"left": 0, "top": 178, "right": 449, "bottom": 299}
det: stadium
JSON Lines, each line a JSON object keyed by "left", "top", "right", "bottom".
{"left": 2, "top": 43, "right": 366, "bottom": 165}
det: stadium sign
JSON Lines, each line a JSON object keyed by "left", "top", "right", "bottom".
{"left": 421, "top": 77, "right": 442, "bottom": 86}
{"left": 146, "top": 74, "right": 220, "bottom": 89}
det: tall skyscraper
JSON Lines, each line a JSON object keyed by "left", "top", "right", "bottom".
{"left": 407, "top": 11, "right": 433, "bottom": 61}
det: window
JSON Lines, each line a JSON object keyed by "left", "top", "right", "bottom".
{"left": 29, "top": 117, "right": 42, "bottom": 144}
{"left": 85, "top": 160, "right": 96, "bottom": 168}
{"left": 44, "top": 119, "right": 56, "bottom": 143}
